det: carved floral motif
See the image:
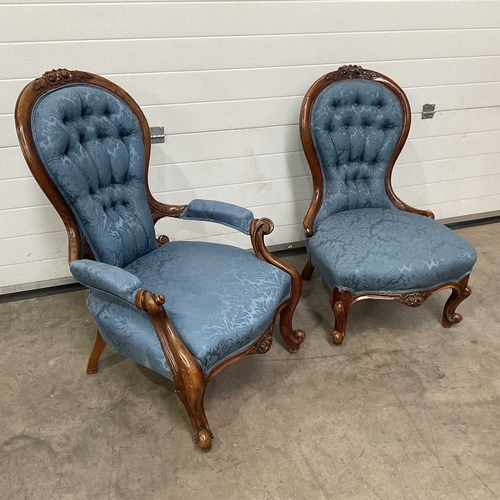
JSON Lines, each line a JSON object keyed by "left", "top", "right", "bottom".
{"left": 397, "top": 292, "right": 429, "bottom": 307}
{"left": 248, "top": 327, "right": 273, "bottom": 355}
{"left": 325, "top": 65, "right": 378, "bottom": 82}
{"left": 35, "top": 69, "right": 90, "bottom": 90}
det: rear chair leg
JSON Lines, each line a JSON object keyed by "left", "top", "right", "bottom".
{"left": 301, "top": 260, "right": 315, "bottom": 281}
{"left": 86, "top": 330, "right": 106, "bottom": 374}
{"left": 442, "top": 275, "right": 472, "bottom": 328}
{"left": 329, "top": 288, "right": 354, "bottom": 345}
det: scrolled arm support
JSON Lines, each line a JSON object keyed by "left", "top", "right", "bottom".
{"left": 147, "top": 194, "right": 187, "bottom": 224}
{"left": 250, "top": 217, "right": 301, "bottom": 285}
{"left": 250, "top": 218, "right": 306, "bottom": 352}
{"left": 134, "top": 289, "right": 166, "bottom": 315}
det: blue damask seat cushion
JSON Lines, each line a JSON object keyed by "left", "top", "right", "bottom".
{"left": 307, "top": 208, "right": 477, "bottom": 294}
{"left": 31, "top": 84, "right": 157, "bottom": 267}
{"left": 87, "top": 242, "right": 291, "bottom": 378}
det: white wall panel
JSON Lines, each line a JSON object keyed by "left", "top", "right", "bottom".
{"left": 3, "top": 2, "right": 500, "bottom": 42}
{"left": 4, "top": 56, "right": 500, "bottom": 115}
{"left": 3, "top": 30, "right": 500, "bottom": 81}
{"left": 0, "top": 0, "right": 499, "bottom": 292}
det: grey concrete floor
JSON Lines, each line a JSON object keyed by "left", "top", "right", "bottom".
{"left": 1, "top": 223, "right": 499, "bottom": 500}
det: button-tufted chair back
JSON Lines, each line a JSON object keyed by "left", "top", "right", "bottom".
{"left": 19, "top": 73, "right": 157, "bottom": 268}
{"left": 301, "top": 66, "right": 410, "bottom": 236}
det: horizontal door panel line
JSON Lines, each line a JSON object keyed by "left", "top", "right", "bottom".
{"left": 3, "top": 95, "right": 500, "bottom": 119}
{"left": 0, "top": 228, "right": 67, "bottom": 242}
{"left": 0, "top": 53, "right": 500, "bottom": 83}
{"left": 422, "top": 192, "right": 500, "bottom": 207}
{"left": 182, "top": 221, "right": 303, "bottom": 241}
{"left": 0, "top": 198, "right": 310, "bottom": 241}
{"left": 0, "top": 256, "right": 67, "bottom": 270}
{"left": 4, "top": 27, "right": 500, "bottom": 46}
{"left": 139, "top": 97, "right": 500, "bottom": 111}
{"left": 4, "top": 168, "right": 500, "bottom": 217}
{"left": 149, "top": 170, "right": 500, "bottom": 198}
{"left": 5, "top": 145, "right": 500, "bottom": 181}
{"left": 0, "top": 115, "right": 477, "bottom": 142}
{"left": 3, "top": 141, "right": 500, "bottom": 186}
{"left": 5, "top": 53, "right": 500, "bottom": 81}
{"left": 5, "top": 53, "right": 500, "bottom": 82}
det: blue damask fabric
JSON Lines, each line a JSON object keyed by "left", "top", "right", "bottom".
{"left": 87, "top": 241, "right": 291, "bottom": 377}
{"left": 307, "top": 208, "right": 477, "bottom": 293}
{"left": 310, "top": 80, "right": 402, "bottom": 228}
{"left": 70, "top": 259, "right": 142, "bottom": 306}
{"left": 31, "top": 84, "right": 157, "bottom": 267}
{"left": 180, "top": 199, "right": 254, "bottom": 234}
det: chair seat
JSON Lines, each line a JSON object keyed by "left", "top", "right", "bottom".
{"left": 308, "top": 208, "right": 477, "bottom": 294}
{"left": 87, "top": 241, "right": 291, "bottom": 378}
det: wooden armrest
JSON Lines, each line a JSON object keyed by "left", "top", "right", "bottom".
{"left": 147, "top": 194, "right": 187, "bottom": 224}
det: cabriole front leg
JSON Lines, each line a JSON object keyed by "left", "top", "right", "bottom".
{"left": 135, "top": 289, "right": 214, "bottom": 451}
{"left": 175, "top": 379, "right": 213, "bottom": 452}
{"left": 442, "top": 275, "right": 472, "bottom": 328}
{"left": 329, "top": 288, "right": 354, "bottom": 345}
{"left": 279, "top": 302, "right": 306, "bottom": 353}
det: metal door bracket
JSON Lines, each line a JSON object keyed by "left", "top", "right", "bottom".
{"left": 422, "top": 104, "right": 435, "bottom": 119}
{"left": 150, "top": 126, "right": 165, "bottom": 144}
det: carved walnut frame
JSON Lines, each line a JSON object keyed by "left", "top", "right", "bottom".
{"left": 299, "top": 65, "right": 472, "bottom": 345}
{"left": 15, "top": 69, "right": 305, "bottom": 451}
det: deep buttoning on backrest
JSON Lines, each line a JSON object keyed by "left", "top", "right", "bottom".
{"left": 310, "top": 79, "right": 404, "bottom": 228}
{"left": 31, "top": 84, "right": 157, "bottom": 267}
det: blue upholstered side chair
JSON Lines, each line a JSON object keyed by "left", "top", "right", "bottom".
{"left": 15, "top": 69, "right": 305, "bottom": 451}
{"left": 300, "top": 65, "right": 477, "bottom": 345}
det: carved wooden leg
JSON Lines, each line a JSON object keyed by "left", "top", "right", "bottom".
{"left": 175, "top": 379, "right": 213, "bottom": 452}
{"left": 86, "top": 330, "right": 106, "bottom": 374}
{"left": 329, "top": 288, "right": 354, "bottom": 345}
{"left": 301, "top": 260, "right": 315, "bottom": 281}
{"left": 136, "top": 291, "right": 214, "bottom": 451}
{"left": 279, "top": 263, "right": 306, "bottom": 353}
{"left": 442, "top": 275, "right": 472, "bottom": 328}
{"left": 279, "top": 304, "right": 306, "bottom": 353}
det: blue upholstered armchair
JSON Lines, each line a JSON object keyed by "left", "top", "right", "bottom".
{"left": 15, "top": 69, "right": 305, "bottom": 451}
{"left": 300, "top": 65, "right": 476, "bottom": 345}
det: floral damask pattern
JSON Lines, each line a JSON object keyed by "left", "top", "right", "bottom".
{"left": 70, "top": 259, "right": 141, "bottom": 305}
{"left": 88, "top": 241, "right": 291, "bottom": 376}
{"left": 180, "top": 199, "right": 254, "bottom": 235}
{"left": 310, "top": 80, "right": 403, "bottom": 229}
{"left": 307, "top": 208, "right": 477, "bottom": 293}
{"left": 31, "top": 84, "right": 157, "bottom": 267}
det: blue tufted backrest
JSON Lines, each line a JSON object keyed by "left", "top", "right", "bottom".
{"left": 31, "top": 84, "right": 157, "bottom": 268}
{"left": 310, "top": 79, "right": 403, "bottom": 228}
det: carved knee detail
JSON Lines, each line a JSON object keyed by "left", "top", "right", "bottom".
{"left": 330, "top": 289, "right": 353, "bottom": 346}
{"left": 279, "top": 304, "right": 306, "bottom": 353}
{"left": 442, "top": 276, "right": 472, "bottom": 328}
